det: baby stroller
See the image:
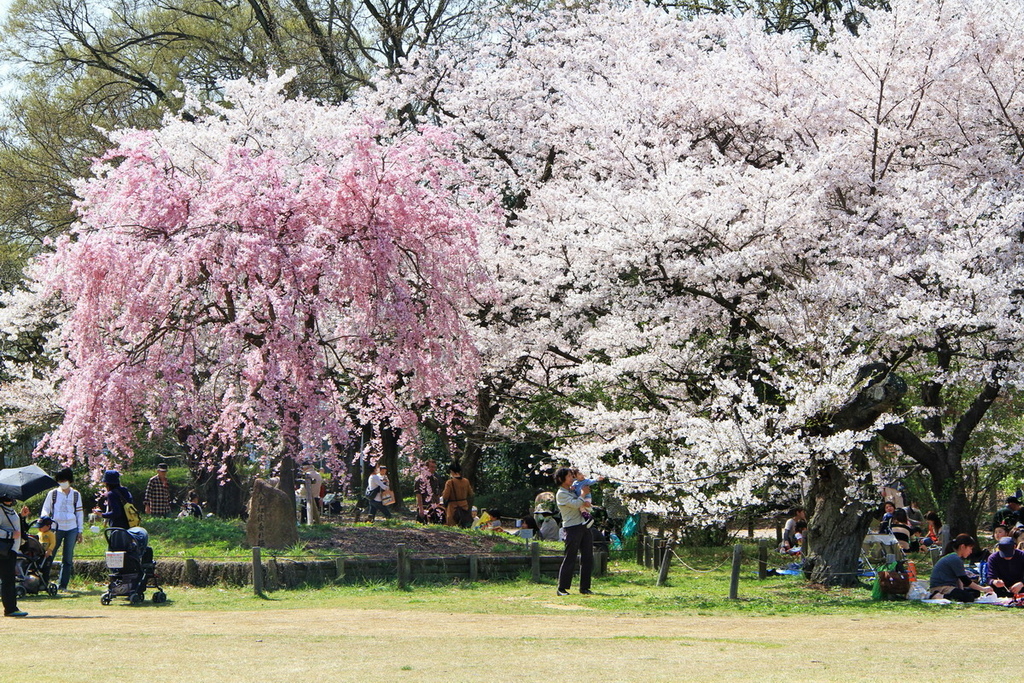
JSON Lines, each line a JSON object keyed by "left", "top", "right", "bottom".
{"left": 15, "top": 533, "right": 58, "bottom": 598}
{"left": 100, "top": 527, "right": 167, "bottom": 605}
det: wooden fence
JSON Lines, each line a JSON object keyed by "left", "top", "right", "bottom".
{"left": 73, "top": 545, "right": 607, "bottom": 590}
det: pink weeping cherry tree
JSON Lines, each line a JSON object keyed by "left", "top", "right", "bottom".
{"left": 33, "top": 71, "right": 497, "bottom": 495}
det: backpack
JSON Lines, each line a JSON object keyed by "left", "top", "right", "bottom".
{"left": 116, "top": 489, "right": 142, "bottom": 528}
{"left": 50, "top": 489, "right": 82, "bottom": 525}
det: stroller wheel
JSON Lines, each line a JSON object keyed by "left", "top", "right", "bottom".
{"left": 46, "top": 583, "right": 58, "bottom": 597}
{"left": 152, "top": 591, "right": 167, "bottom": 604}
{"left": 129, "top": 593, "right": 144, "bottom": 605}
{"left": 15, "top": 585, "right": 26, "bottom": 599}
{"left": 100, "top": 594, "right": 112, "bottom": 605}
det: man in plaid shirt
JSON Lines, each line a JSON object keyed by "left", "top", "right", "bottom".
{"left": 144, "top": 463, "right": 174, "bottom": 517}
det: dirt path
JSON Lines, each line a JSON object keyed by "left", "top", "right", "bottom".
{"left": 2, "top": 601, "right": 1014, "bottom": 681}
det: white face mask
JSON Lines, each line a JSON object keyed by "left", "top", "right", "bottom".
{"left": 59, "top": 481, "right": 71, "bottom": 490}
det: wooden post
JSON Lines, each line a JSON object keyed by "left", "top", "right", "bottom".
{"left": 184, "top": 558, "right": 199, "bottom": 586}
{"left": 252, "top": 547, "right": 264, "bottom": 596}
{"left": 530, "top": 541, "right": 541, "bottom": 583}
{"left": 334, "top": 557, "right": 346, "bottom": 584}
{"left": 635, "top": 531, "right": 645, "bottom": 565}
{"left": 775, "top": 520, "right": 783, "bottom": 545}
{"left": 758, "top": 539, "right": 769, "bottom": 580}
{"left": 654, "top": 539, "right": 663, "bottom": 570}
{"left": 729, "top": 544, "right": 742, "bottom": 599}
{"left": 657, "top": 541, "right": 672, "bottom": 586}
{"left": 596, "top": 550, "right": 607, "bottom": 577}
{"left": 397, "top": 544, "right": 410, "bottom": 589}
{"left": 267, "top": 558, "right": 279, "bottom": 590}
{"left": 468, "top": 555, "right": 479, "bottom": 582}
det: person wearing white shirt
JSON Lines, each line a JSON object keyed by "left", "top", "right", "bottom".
{"left": 40, "top": 467, "right": 84, "bottom": 591}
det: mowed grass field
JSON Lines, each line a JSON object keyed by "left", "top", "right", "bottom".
{"left": 1, "top": 562, "right": 1017, "bottom": 683}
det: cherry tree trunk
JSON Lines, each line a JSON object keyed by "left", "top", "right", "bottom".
{"left": 933, "top": 471, "right": 977, "bottom": 539}
{"left": 803, "top": 459, "right": 874, "bottom": 587}
{"left": 381, "top": 425, "right": 402, "bottom": 509}
{"left": 196, "top": 457, "right": 245, "bottom": 518}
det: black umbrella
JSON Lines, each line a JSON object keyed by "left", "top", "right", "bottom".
{"left": 0, "top": 464, "right": 56, "bottom": 501}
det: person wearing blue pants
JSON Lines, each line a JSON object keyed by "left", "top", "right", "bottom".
{"left": 41, "top": 467, "right": 84, "bottom": 591}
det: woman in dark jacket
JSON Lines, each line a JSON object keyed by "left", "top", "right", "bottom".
{"left": 0, "top": 493, "right": 27, "bottom": 616}
{"left": 101, "top": 470, "right": 133, "bottom": 529}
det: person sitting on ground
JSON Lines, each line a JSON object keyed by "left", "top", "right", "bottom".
{"left": 538, "top": 510, "right": 560, "bottom": 541}
{"left": 477, "top": 509, "right": 503, "bottom": 531}
{"left": 178, "top": 491, "right": 203, "bottom": 519}
{"left": 992, "top": 496, "right": 1024, "bottom": 531}
{"left": 987, "top": 536, "right": 1024, "bottom": 598}
{"left": 783, "top": 521, "right": 807, "bottom": 557}
{"left": 903, "top": 501, "right": 925, "bottom": 531}
{"left": 782, "top": 507, "right": 806, "bottom": 552}
{"left": 889, "top": 508, "right": 919, "bottom": 552}
{"left": 920, "top": 511, "right": 945, "bottom": 548}
{"left": 878, "top": 501, "right": 897, "bottom": 535}
{"left": 519, "top": 516, "right": 540, "bottom": 539}
{"left": 929, "top": 534, "right": 994, "bottom": 602}
{"left": 988, "top": 525, "right": 1009, "bottom": 555}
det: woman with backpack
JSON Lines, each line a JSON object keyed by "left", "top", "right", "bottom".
{"left": 39, "top": 467, "right": 84, "bottom": 592}
{"left": 101, "top": 470, "right": 135, "bottom": 529}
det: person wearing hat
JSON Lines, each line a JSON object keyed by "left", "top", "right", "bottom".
{"left": 0, "top": 492, "right": 26, "bottom": 616}
{"left": 144, "top": 463, "right": 174, "bottom": 518}
{"left": 40, "top": 467, "right": 84, "bottom": 591}
{"left": 992, "top": 496, "right": 1024, "bottom": 531}
{"left": 31, "top": 516, "right": 57, "bottom": 586}
{"left": 101, "top": 470, "right": 134, "bottom": 529}
{"left": 987, "top": 535, "right": 1024, "bottom": 597}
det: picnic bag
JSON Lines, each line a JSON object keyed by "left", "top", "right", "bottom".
{"left": 878, "top": 568, "right": 911, "bottom": 599}
{"left": 380, "top": 489, "right": 397, "bottom": 507}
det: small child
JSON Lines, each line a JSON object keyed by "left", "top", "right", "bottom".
{"left": 36, "top": 516, "right": 56, "bottom": 583}
{"left": 571, "top": 469, "right": 603, "bottom": 528}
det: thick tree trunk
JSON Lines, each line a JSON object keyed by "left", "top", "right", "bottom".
{"left": 804, "top": 459, "right": 874, "bottom": 586}
{"left": 196, "top": 457, "right": 245, "bottom": 518}
{"left": 934, "top": 471, "right": 976, "bottom": 539}
{"left": 278, "top": 455, "right": 296, "bottom": 508}
{"left": 457, "top": 387, "right": 500, "bottom": 486}
{"left": 801, "top": 364, "right": 906, "bottom": 586}
{"left": 381, "top": 425, "right": 402, "bottom": 509}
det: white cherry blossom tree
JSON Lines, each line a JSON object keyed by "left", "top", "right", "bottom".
{"left": 372, "top": 0, "right": 1024, "bottom": 583}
